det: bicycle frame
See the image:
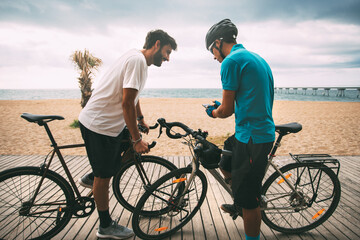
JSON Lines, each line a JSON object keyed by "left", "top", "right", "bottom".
{"left": 171, "top": 130, "right": 307, "bottom": 211}
{"left": 29, "top": 119, "right": 159, "bottom": 211}
{"left": 29, "top": 121, "right": 87, "bottom": 209}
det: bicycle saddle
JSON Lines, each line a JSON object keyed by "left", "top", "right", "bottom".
{"left": 21, "top": 113, "right": 64, "bottom": 123}
{"left": 275, "top": 122, "right": 302, "bottom": 135}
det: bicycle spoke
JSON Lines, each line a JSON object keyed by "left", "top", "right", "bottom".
{"left": 262, "top": 163, "right": 340, "bottom": 233}
{"left": 113, "top": 156, "right": 177, "bottom": 214}
{"left": 0, "top": 167, "right": 74, "bottom": 239}
{"left": 132, "top": 167, "right": 208, "bottom": 239}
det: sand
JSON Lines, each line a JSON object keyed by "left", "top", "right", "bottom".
{"left": 0, "top": 99, "right": 359, "bottom": 156}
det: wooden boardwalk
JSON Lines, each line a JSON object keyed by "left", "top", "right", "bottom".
{"left": 0, "top": 155, "right": 359, "bottom": 240}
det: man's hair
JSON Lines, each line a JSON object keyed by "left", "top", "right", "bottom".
{"left": 143, "top": 29, "right": 177, "bottom": 50}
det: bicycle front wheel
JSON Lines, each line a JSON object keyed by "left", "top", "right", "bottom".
{"left": 0, "top": 166, "right": 75, "bottom": 240}
{"left": 132, "top": 167, "right": 208, "bottom": 240}
{"left": 112, "top": 155, "right": 177, "bottom": 213}
{"left": 261, "top": 162, "right": 341, "bottom": 234}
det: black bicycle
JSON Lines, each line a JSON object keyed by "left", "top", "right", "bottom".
{"left": 0, "top": 113, "right": 177, "bottom": 240}
{"left": 131, "top": 118, "right": 341, "bottom": 239}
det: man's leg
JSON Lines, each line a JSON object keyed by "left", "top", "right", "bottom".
{"left": 94, "top": 176, "right": 134, "bottom": 239}
{"left": 243, "top": 206, "right": 261, "bottom": 238}
{"left": 93, "top": 177, "right": 112, "bottom": 227}
{"left": 220, "top": 168, "right": 232, "bottom": 185}
{"left": 241, "top": 140, "right": 273, "bottom": 240}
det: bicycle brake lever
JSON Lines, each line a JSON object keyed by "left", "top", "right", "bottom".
{"left": 149, "top": 123, "right": 159, "bottom": 130}
{"left": 138, "top": 124, "right": 147, "bottom": 133}
{"left": 148, "top": 141, "right": 156, "bottom": 149}
{"left": 157, "top": 126, "right": 163, "bottom": 138}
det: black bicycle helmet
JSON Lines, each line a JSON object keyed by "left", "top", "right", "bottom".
{"left": 205, "top": 19, "right": 238, "bottom": 51}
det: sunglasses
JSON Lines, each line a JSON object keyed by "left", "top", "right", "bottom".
{"left": 208, "top": 41, "right": 216, "bottom": 54}
{"left": 208, "top": 38, "right": 223, "bottom": 54}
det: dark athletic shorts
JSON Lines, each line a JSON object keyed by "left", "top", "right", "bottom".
{"left": 80, "top": 122, "right": 129, "bottom": 178}
{"left": 220, "top": 135, "right": 273, "bottom": 209}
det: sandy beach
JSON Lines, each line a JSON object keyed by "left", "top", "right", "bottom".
{"left": 0, "top": 99, "right": 359, "bottom": 156}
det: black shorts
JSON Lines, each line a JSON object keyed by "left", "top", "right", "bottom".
{"left": 221, "top": 136, "right": 273, "bottom": 209}
{"left": 80, "top": 122, "right": 129, "bottom": 178}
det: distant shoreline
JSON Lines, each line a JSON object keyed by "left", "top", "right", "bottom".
{"left": 0, "top": 88, "right": 359, "bottom": 102}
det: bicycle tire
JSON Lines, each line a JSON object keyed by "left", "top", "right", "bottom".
{"left": 261, "top": 162, "right": 341, "bottom": 234}
{"left": 132, "top": 167, "right": 208, "bottom": 240}
{"left": 0, "top": 166, "right": 75, "bottom": 240}
{"left": 112, "top": 155, "right": 177, "bottom": 214}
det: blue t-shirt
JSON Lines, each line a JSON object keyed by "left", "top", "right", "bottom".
{"left": 221, "top": 44, "right": 275, "bottom": 144}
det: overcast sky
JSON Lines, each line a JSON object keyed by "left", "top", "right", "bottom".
{"left": 1, "top": 0, "right": 359, "bottom": 89}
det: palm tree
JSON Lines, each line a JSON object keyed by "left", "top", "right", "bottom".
{"left": 71, "top": 49, "right": 102, "bottom": 108}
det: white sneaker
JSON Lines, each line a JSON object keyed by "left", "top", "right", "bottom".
{"left": 96, "top": 220, "right": 134, "bottom": 239}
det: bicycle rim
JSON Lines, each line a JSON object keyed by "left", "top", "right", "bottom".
{"left": 132, "top": 167, "right": 208, "bottom": 240}
{"left": 112, "top": 155, "right": 177, "bottom": 214}
{"left": 0, "top": 167, "right": 74, "bottom": 240}
{"left": 261, "top": 162, "right": 341, "bottom": 234}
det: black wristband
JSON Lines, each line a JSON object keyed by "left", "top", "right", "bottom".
{"left": 137, "top": 115, "right": 144, "bottom": 121}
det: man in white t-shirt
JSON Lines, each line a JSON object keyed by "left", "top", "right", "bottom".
{"left": 78, "top": 29, "right": 177, "bottom": 239}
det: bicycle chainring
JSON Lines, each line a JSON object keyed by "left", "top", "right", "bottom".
{"left": 73, "top": 197, "right": 96, "bottom": 217}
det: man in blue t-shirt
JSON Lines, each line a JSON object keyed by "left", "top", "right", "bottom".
{"left": 204, "top": 19, "right": 275, "bottom": 240}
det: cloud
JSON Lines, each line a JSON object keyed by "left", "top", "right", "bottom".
{"left": 222, "top": 0, "right": 360, "bottom": 25}
{"left": 0, "top": 0, "right": 359, "bottom": 89}
{"left": 1, "top": 0, "right": 360, "bottom": 29}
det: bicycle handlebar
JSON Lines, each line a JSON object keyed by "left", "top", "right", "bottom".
{"left": 151, "top": 117, "right": 232, "bottom": 156}
{"left": 156, "top": 118, "right": 206, "bottom": 141}
{"left": 137, "top": 124, "right": 157, "bottom": 150}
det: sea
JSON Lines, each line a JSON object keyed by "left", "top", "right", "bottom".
{"left": 0, "top": 88, "right": 359, "bottom": 102}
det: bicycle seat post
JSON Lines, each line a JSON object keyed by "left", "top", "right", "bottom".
{"left": 269, "top": 133, "right": 284, "bottom": 158}
{"left": 41, "top": 121, "right": 59, "bottom": 149}
{"left": 269, "top": 122, "right": 302, "bottom": 159}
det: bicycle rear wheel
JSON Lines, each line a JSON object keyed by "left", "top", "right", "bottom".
{"left": 112, "top": 155, "right": 177, "bottom": 214}
{"left": 132, "top": 167, "right": 208, "bottom": 240}
{"left": 261, "top": 162, "right": 341, "bottom": 234}
{"left": 0, "top": 166, "right": 75, "bottom": 240}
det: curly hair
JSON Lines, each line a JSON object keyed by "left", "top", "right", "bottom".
{"left": 143, "top": 29, "right": 177, "bottom": 50}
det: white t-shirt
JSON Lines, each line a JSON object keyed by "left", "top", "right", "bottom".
{"left": 79, "top": 49, "right": 148, "bottom": 137}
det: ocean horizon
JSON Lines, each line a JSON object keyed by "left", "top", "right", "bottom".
{"left": 0, "top": 88, "right": 359, "bottom": 102}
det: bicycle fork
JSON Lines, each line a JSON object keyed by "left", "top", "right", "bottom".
{"left": 164, "top": 158, "right": 198, "bottom": 220}
{"left": 134, "top": 154, "right": 152, "bottom": 188}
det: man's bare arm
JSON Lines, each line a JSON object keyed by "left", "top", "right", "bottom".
{"left": 122, "top": 88, "right": 149, "bottom": 153}
{"left": 213, "top": 90, "right": 235, "bottom": 118}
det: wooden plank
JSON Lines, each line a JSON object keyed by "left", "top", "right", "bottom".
{"left": 56, "top": 156, "right": 94, "bottom": 240}
{"left": 1, "top": 155, "right": 360, "bottom": 240}
{"left": 175, "top": 157, "right": 196, "bottom": 239}
{"left": 204, "top": 168, "right": 239, "bottom": 239}
{"left": 0, "top": 155, "right": 42, "bottom": 171}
